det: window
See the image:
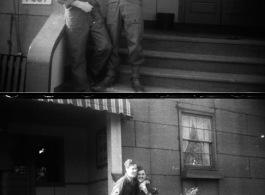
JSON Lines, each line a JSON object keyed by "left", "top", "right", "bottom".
{"left": 179, "top": 110, "right": 216, "bottom": 170}
{"left": 34, "top": 137, "right": 64, "bottom": 185}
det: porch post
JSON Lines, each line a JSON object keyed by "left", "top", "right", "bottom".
{"left": 107, "top": 113, "right": 122, "bottom": 195}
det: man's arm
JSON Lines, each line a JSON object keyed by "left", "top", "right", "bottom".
{"left": 111, "top": 178, "right": 125, "bottom": 195}
{"left": 56, "top": 0, "right": 93, "bottom": 12}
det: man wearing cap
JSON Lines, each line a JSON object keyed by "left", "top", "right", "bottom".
{"left": 111, "top": 159, "right": 138, "bottom": 195}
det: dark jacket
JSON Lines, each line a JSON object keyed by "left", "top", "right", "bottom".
{"left": 111, "top": 174, "right": 138, "bottom": 195}
{"left": 137, "top": 180, "right": 158, "bottom": 195}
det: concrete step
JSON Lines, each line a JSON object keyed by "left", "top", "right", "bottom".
{"left": 120, "top": 30, "right": 265, "bottom": 58}
{"left": 117, "top": 65, "right": 265, "bottom": 92}
{"left": 54, "top": 79, "right": 200, "bottom": 93}
{"left": 119, "top": 48, "right": 265, "bottom": 75}
{"left": 103, "top": 83, "right": 199, "bottom": 93}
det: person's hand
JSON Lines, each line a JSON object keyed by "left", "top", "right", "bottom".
{"left": 78, "top": 1, "right": 93, "bottom": 13}
{"left": 140, "top": 182, "right": 148, "bottom": 194}
{"left": 142, "top": 180, "right": 150, "bottom": 185}
{"left": 70, "top": 1, "right": 93, "bottom": 12}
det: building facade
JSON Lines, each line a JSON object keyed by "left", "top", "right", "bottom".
{"left": 1, "top": 1, "right": 264, "bottom": 56}
{"left": 1, "top": 98, "right": 265, "bottom": 195}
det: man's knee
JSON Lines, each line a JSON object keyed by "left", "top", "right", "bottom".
{"left": 98, "top": 42, "right": 112, "bottom": 53}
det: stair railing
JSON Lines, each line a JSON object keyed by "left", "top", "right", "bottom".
{"left": 0, "top": 54, "right": 27, "bottom": 92}
{"left": 25, "top": 7, "right": 65, "bottom": 92}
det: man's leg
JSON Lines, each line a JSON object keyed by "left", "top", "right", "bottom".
{"left": 65, "top": 9, "right": 91, "bottom": 92}
{"left": 91, "top": 1, "right": 123, "bottom": 92}
{"left": 123, "top": 1, "right": 145, "bottom": 92}
{"left": 89, "top": 12, "right": 112, "bottom": 77}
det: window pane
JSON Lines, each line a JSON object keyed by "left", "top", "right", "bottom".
{"left": 182, "top": 115, "right": 190, "bottom": 127}
{"left": 184, "top": 152, "right": 203, "bottom": 165}
{"left": 203, "top": 143, "right": 210, "bottom": 154}
{"left": 183, "top": 140, "right": 189, "bottom": 152}
{"left": 182, "top": 127, "right": 190, "bottom": 140}
{"left": 189, "top": 125, "right": 199, "bottom": 140}
{"left": 185, "top": 141, "right": 203, "bottom": 153}
{"left": 203, "top": 118, "right": 211, "bottom": 130}
{"left": 196, "top": 117, "right": 204, "bottom": 130}
{"left": 190, "top": 116, "right": 197, "bottom": 127}
{"left": 197, "top": 129, "right": 204, "bottom": 141}
{"left": 203, "top": 154, "right": 211, "bottom": 166}
{"left": 204, "top": 130, "right": 212, "bottom": 142}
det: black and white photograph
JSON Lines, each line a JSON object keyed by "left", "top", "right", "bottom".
{"left": 1, "top": 97, "right": 265, "bottom": 195}
{"left": 0, "top": 0, "right": 265, "bottom": 92}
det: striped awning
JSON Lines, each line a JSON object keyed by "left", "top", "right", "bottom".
{"left": 37, "top": 99, "right": 132, "bottom": 118}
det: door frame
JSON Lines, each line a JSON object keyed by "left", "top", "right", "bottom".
{"left": 178, "top": 0, "right": 186, "bottom": 23}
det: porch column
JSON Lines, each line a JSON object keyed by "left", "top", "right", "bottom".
{"left": 107, "top": 113, "right": 122, "bottom": 195}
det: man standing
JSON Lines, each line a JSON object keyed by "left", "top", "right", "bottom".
{"left": 92, "top": 0, "right": 145, "bottom": 92}
{"left": 111, "top": 159, "right": 138, "bottom": 195}
{"left": 56, "top": 0, "right": 112, "bottom": 92}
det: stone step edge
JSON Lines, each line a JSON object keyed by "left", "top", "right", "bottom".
{"left": 104, "top": 83, "right": 201, "bottom": 93}
{"left": 118, "top": 65, "right": 265, "bottom": 85}
{"left": 118, "top": 48, "right": 265, "bottom": 65}
{"left": 121, "top": 32, "right": 265, "bottom": 46}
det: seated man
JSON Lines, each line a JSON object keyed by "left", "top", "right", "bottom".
{"left": 137, "top": 166, "right": 158, "bottom": 195}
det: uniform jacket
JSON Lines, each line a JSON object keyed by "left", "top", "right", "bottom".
{"left": 111, "top": 174, "right": 138, "bottom": 195}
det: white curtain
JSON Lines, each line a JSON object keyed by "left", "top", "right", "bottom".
{"left": 182, "top": 114, "right": 211, "bottom": 166}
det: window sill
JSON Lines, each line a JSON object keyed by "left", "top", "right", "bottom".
{"left": 181, "top": 170, "right": 223, "bottom": 179}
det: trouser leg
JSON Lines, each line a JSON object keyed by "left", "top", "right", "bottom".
{"left": 65, "top": 9, "right": 90, "bottom": 91}
{"left": 106, "top": 1, "right": 123, "bottom": 77}
{"left": 123, "top": 1, "right": 144, "bottom": 78}
{"left": 89, "top": 13, "right": 112, "bottom": 76}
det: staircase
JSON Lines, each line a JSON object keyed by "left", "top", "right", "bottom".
{"left": 59, "top": 26, "right": 265, "bottom": 93}
{"left": 111, "top": 28, "right": 265, "bottom": 92}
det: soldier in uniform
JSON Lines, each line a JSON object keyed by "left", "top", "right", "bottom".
{"left": 111, "top": 159, "right": 138, "bottom": 195}
{"left": 56, "top": 0, "right": 112, "bottom": 92}
{"left": 92, "top": 0, "right": 145, "bottom": 92}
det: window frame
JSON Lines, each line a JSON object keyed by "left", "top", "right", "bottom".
{"left": 178, "top": 108, "right": 217, "bottom": 171}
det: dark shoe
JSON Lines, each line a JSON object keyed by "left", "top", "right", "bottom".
{"left": 131, "top": 78, "right": 144, "bottom": 92}
{"left": 91, "top": 76, "right": 115, "bottom": 92}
